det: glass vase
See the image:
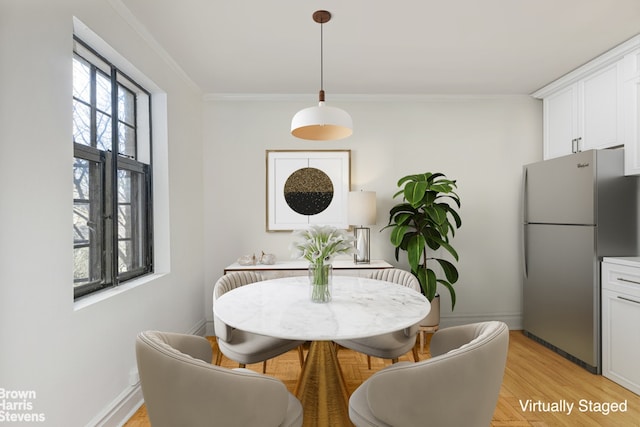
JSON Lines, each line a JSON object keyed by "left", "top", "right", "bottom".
{"left": 309, "top": 263, "right": 333, "bottom": 303}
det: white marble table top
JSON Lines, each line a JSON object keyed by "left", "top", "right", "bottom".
{"left": 213, "top": 275, "right": 430, "bottom": 341}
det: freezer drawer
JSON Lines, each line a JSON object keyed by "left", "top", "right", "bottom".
{"left": 524, "top": 150, "right": 596, "bottom": 225}
{"left": 523, "top": 223, "right": 599, "bottom": 371}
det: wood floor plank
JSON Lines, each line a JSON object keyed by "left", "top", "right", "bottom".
{"left": 125, "top": 332, "right": 640, "bottom": 426}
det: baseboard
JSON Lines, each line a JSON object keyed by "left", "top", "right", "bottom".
{"left": 205, "top": 319, "right": 215, "bottom": 336}
{"left": 189, "top": 319, "right": 207, "bottom": 336}
{"left": 86, "top": 385, "right": 143, "bottom": 427}
{"left": 87, "top": 318, "right": 208, "bottom": 427}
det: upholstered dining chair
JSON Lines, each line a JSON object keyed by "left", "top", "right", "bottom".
{"left": 213, "top": 271, "right": 305, "bottom": 372}
{"left": 334, "top": 268, "right": 422, "bottom": 368}
{"left": 135, "top": 330, "right": 303, "bottom": 427}
{"left": 348, "top": 321, "right": 509, "bottom": 427}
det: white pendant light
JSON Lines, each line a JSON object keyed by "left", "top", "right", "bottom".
{"left": 291, "top": 10, "right": 353, "bottom": 141}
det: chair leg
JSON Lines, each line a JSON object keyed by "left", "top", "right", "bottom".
{"left": 412, "top": 346, "right": 420, "bottom": 362}
{"left": 367, "top": 355, "right": 372, "bottom": 370}
{"left": 297, "top": 346, "right": 305, "bottom": 367}
{"left": 214, "top": 338, "right": 223, "bottom": 365}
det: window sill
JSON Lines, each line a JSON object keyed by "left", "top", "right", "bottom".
{"left": 73, "top": 272, "right": 166, "bottom": 311}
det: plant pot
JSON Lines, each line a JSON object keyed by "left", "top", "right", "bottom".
{"left": 420, "top": 294, "right": 440, "bottom": 327}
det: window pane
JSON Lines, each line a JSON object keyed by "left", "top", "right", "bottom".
{"left": 118, "top": 205, "right": 132, "bottom": 239}
{"left": 73, "top": 157, "right": 91, "bottom": 200}
{"left": 73, "top": 157, "right": 103, "bottom": 286}
{"left": 73, "top": 201, "right": 90, "bottom": 242}
{"left": 118, "top": 85, "right": 135, "bottom": 125}
{"left": 118, "top": 169, "right": 131, "bottom": 203}
{"left": 118, "top": 123, "right": 136, "bottom": 158}
{"left": 74, "top": 246, "right": 91, "bottom": 284}
{"left": 118, "top": 241, "right": 135, "bottom": 273}
{"left": 72, "top": 57, "right": 91, "bottom": 103}
{"left": 96, "top": 111, "right": 112, "bottom": 152}
{"left": 117, "top": 169, "right": 145, "bottom": 275}
{"left": 73, "top": 100, "right": 91, "bottom": 146}
{"left": 96, "top": 71, "right": 111, "bottom": 114}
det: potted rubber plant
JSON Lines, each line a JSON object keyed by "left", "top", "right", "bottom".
{"left": 384, "top": 172, "right": 462, "bottom": 325}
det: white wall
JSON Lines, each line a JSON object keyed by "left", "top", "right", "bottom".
{"left": 0, "top": 2, "right": 542, "bottom": 424}
{"left": 203, "top": 95, "right": 542, "bottom": 332}
{"left": 0, "top": 1, "right": 204, "bottom": 425}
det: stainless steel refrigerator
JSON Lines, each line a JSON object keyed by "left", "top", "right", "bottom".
{"left": 522, "top": 149, "right": 638, "bottom": 373}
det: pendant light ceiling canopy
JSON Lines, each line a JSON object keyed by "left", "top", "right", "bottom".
{"left": 291, "top": 10, "right": 353, "bottom": 141}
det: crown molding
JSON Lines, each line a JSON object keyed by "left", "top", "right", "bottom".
{"left": 106, "top": 0, "right": 202, "bottom": 95}
{"left": 532, "top": 33, "right": 640, "bottom": 98}
{"left": 203, "top": 93, "right": 534, "bottom": 102}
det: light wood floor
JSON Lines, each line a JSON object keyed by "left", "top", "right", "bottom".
{"left": 125, "top": 331, "right": 640, "bottom": 426}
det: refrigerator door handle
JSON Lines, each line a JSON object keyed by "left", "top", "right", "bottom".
{"left": 522, "top": 167, "right": 528, "bottom": 279}
{"left": 523, "top": 224, "right": 528, "bottom": 279}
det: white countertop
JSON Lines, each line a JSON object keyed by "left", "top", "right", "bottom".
{"left": 213, "top": 275, "right": 430, "bottom": 341}
{"left": 602, "top": 257, "right": 640, "bottom": 268}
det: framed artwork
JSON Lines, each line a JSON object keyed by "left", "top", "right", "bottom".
{"left": 266, "top": 150, "right": 351, "bottom": 231}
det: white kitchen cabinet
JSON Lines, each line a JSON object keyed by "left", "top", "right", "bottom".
{"left": 623, "top": 48, "right": 640, "bottom": 175}
{"left": 542, "top": 84, "right": 577, "bottom": 159}
{"left": 534, "top": 35, "right": 640, "bottom": 162}
{"left": 601, "top": 258, "right": 640, "bottom": 395}
{"left": 539, "top": 62, "right": 622, "bottom": 159}
{"left": 581, "top": 63, "right": 623, "bottom": 151}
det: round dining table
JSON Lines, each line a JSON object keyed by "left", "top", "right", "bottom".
{"left": 214, "top": 275, "right": 430, "bottom": 427}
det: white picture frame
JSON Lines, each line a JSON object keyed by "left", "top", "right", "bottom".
{"left": 266, "top": 150, "right": 351, "bottom": 231}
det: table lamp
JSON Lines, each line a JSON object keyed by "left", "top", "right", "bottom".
{"left": 348, "top": 191, "right": 377, "bottom": 264}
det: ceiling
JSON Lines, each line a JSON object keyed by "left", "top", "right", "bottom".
{"left": 119, "top": 0, "right": 640, "bottom": 96}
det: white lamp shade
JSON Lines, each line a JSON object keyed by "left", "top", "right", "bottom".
{"left": 291, "top": 102, "right": 353, "bottom": 141}
{"left": 348, "top": 191, "right": 377, "bottom": 226}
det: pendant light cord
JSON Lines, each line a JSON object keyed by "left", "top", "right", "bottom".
{"left": 320, "top": 21, "right": 324, "bottom": 92}
{"left": 311, "top": 10, "right": 331, "bottom": 103}
{"left": 319, "top": 20, "right": 325, "bottom": 102}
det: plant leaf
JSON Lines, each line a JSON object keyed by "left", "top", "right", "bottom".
{"left": 407, "top": 234, "right": 426, "bottom": 272}
{"left": 435, "top": 258, "right": 459, "bottom": 283}
{"left": 449, "top": 208, "right": 462, "bottom": 228}
{"left": 390, "top": 225, "right": 408, "bottom": 247}
{"left": 424, "top": 268, "right": 437, "bottom": 301}
{"left": 404, "top": 181, "right": 427, "bottom": 206}
{"left": 437, "top": 279, "right": 457, "bottom": 310}
{"left": 426, "top": 204, "right": 447, "bottom": 225}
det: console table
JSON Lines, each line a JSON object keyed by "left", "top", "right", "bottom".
{"left": 224, "top": 259, "right": 393, "bottom": 279}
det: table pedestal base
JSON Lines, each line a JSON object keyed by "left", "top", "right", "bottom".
{"left": 295, "top": 341, "right": 353, "bottom": 427}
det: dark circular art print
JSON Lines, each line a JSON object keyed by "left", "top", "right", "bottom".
{"left": 284, "top": 167, "right": 334, "bottom": 215}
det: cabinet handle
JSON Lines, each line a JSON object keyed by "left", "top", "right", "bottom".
{"left": 617, "top": 277, "right": 640, "bottom": 285}
{"left": 617, "top": 296, "right": 640, "bottom": 305}
{"left": 572, "top": 138, "right": 577, "bottom": 153}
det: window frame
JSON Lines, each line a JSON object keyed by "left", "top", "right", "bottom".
{"left": 72, "top": 36, "right": 153, "bottom": 300}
